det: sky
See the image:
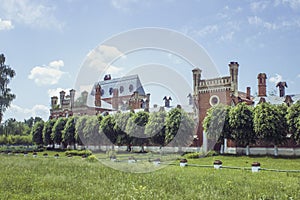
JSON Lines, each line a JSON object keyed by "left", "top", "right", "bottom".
{"left": 1, "top": 0, "right": 300, "bottom": 121}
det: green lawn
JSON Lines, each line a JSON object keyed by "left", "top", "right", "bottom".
{"left": 0, "top": 153, "right": 300, "bottom": 200}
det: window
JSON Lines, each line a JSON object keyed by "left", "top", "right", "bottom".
{"left": 109, "top": 87, "right": 113, "bottom": 95}
{"left": 209, "top": 95, "right": 220, "bottom": 106}
{"left": 120, "top": 86, "right": 124, "bottom": 94}
{"left": 101, "top": 89, "right": 104, "bottom": 96}
{"left": 129, "top": 84, "right": 134, "bottom": 92}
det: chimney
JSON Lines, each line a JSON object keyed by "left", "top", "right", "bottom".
{"left": 112, "top": 88, "right": 119, "bottom": 110}
{"left": 94, "top": 84, "right": 101, "bottom": 107}
{"left": 59, "top": 91, "right": 66, "bottom": 107}
{"left": 70, "top": 89, "right": 75, "bottom": 110}
{"left": 257, "top": 73, "right": 267, "bottom": 97}
{"left": 276, "top": 81, "right": 287, "bottom": 97}
{"left": 146, "top": 93, "right": 150, "bottom": 109}
{"left": 229, "top": 61, "right": 239, "bottom": 97}
{"left": 246, "top": 87, "right": 251, "bottom": 100}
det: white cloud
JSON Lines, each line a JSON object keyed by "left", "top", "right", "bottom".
{"left": 47, "top": 87, "right": 72, "bottom": 98}
{"left": 111, "top": 0, "right": 139, "bottom": 11}
{"left": 194, "top": 25, "right": 218, "bottom": 38}
{"left": 0, "top": 18, "right": 13, "bottom": 30}
{"left": 28, "top": 60, "right": 66, "bottom": 86}
{"left": 275, "top": 0, "right": 300, "bottom": 10}
{"left": 83, "top": 45, "right": 124, "bottom": 74}
{"left": 250, "top": 1, "right": 269, "bottom": 12}
{"left": 4, "top": 104, "right": 50, "bottom": 121}
{"left": 0, "top": 0, "right": 63, "bottom": 30}
{"left": 269, "top": 74, "right": 283, "bottom": 83}
{"left": 248, "top": 16, "right": 277, "bottom": 30}
{"left": 219, "top": 31, "right": 234, "bottom": 42}
{"left": 298, "top": 74, "right": 300, "bottom": 78}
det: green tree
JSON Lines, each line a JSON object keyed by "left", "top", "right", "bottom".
{"left": 101, "top": 114, "right": 117, "bottom": 145}
{"left": 145, "top": 110, "right": 167, "bottom": 146}
{"left": 229, "top": 103, "right": 255, "bottom": 150}
{"left": 63, "top": 117, "right": 76, "bottom": 148}
{"left": 52, "top": 118, "right": 67, "bottom": 147}
{"left": 32, "top": 121, "right": 44, "bottom": 146}
{"left": 0, "top": 54, "right": 16, "bottom": 123}
{"left": 165, "top": 107, "right": 195, "bottom": 147}
{"left": 75, "top": 115, "right": 89, "bottom": 146}
{"left": 114, "top": 111, "right": 133, "bottom": 146}
{"left": 125, "top": 111, "right": 149, "bottom": 152}
{"left": 43, "top": 119, "right": 56, "bottom": 147}
{"left": 286, "top": 101, "right": 300, "bottom": 143}
{"left": 254, "top": 103, "right": 287, "bottom": 155}
{"left": 83, "top": 116, "right": 100, "bottom": 146}
{"left": 203, "top": 104, "right": 232, "bottom": 141}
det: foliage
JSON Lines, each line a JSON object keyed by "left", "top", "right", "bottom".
{"left": 203, "top": 104, "right": 232, "bottom": 142}
{"left": 165, "top": 108, "right": 195, "bottom": 147}
{"left": 0, "top": 118, "right": 31, "bottom": 136}
{"left": 43, "top": 119, "right": 56, "bottom": 146}
{"left": 114, "top": 112, "right": 132, "bottom": 146}
{"left": 32, "top": 121, "right": 44, "bottom": 146}
{"left": 101, "top": 114, "right": 117, "bottom": 145}
{"left": 0, "top": 54, "right": 16, "bottom": 123}
{"left": 83, "top": 115, "right": 100, "bottom": 146}
{"left": 75, "top": 115, "right": 89, "bottom": 145}
{"left": 229, "top": 103, "right": 255, "bottom": 146}
{"left": 65, "top": 149, "right": 92, "bottom": 157}
{"left": 145, "top": 110, "right": 167, "bottom": 146}
{"left": 254, "top": 103, "right": 287, "bottom": 145}
{"left": 0, "top": 135, "right": 32, "bottom": 145}
{"left": 87, "top": 155, "right": 98, "bottom": 162}
{"left": 125, "top": 111, "right": 149, "bottom": 148}
{"left": 286, "top": 101, "right": 300, "bottom": 143}
{"left": 52, "top": 118, "right": 67, "bottom": 146}
{"left": 62, "top": 117, "right": 76, "bottom": 147}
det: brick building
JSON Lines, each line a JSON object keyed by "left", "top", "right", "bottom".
{"left": 192, "top": 62, "right": 254, "bottom": 146}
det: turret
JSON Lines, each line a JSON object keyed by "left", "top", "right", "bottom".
{"left": 59, "top": 91, "right": 66, "bottom": 107}
{"left": 95, "top": 84, "right": 101, "bottom": 107}
{"left": 229, "top": 61, "right": 239, "bottom": 97}
{"left": 70, "top": 89, "right": 75, "bottom": 109}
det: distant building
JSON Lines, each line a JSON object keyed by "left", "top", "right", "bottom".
{"left": 49, "top": 74, "right": 150, "bottom": 118}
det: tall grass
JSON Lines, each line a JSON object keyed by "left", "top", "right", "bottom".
{"left": 0, "top": 154, "right": 299, "bottom": 199}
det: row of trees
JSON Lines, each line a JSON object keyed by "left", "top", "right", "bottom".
{"left": 0, "top": 117, "right": 43, "bottom": 145}
{"left": 203, "top": 101, "right": 300, "bottom": 149}
{"left": 31, "top": 107, "right": 195, "bottom": 150}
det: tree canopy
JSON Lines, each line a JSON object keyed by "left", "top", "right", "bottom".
{"left": 0, "top": 54, "right": 16, "bottom": 123}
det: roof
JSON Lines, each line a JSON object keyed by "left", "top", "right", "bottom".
{"left": 91, "top": 74, "right": 146, "bottom": 98}
{"left": 253, "top": 94, "right": 300, "bottom": 106}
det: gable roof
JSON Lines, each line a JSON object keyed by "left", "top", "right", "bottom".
{"left": 91, "top": 74, "right": 146, "bottom": 98}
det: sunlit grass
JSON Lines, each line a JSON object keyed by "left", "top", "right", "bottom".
{"left": 0, "top": 153, "right": 299, "bottom": 199}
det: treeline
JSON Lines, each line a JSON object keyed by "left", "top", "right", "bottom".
{"left": 203, "top": 101, "right": 300, "bottom": 148}
{"left": 0, "top": 117, "right": 43, "bottom": 145}
{"left": 30, "top": 107, "right": 195, "bottom": 150}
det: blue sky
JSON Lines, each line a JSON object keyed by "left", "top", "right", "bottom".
{"left": 1, "top": 0, "right": 300, "bottom": 121}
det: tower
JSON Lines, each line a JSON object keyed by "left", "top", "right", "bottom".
{"left": 94, "top": 84, "right": 101, "bottom": 107}
{"left": 51, "top": 96, "right": 58, "bottom": 109}
{"left": 229, "top": 61, "right": 239, "bottom": 97}
{"left": 257, "top": 73, "right": 267, "bottom": 97}
{"left": 70, "top": 89, "right": 75, "bottom": 110}
{"left": 59, "top": 91, "right": 66, "bottom": 107}
{"left": 192, "top": 68, "right": 202, "bottom": 97}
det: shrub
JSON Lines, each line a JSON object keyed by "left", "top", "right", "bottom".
{"left": 184, "top": 152, "right": 204, "bottom": 159}
{"left": 87, "top": 155, "right": 98, "bottom": 162}
{"left": 65, "top": 150, "right": 92, "bottom": 157}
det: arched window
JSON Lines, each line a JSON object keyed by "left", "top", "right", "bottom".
{"left": 109, "top": 87, "right": 113, "bottom": 95}
{"left": 129, "top": 84, "right": 134, "bottom": 92}
{"left": 120, "top": 86, "right": 124, "bottom": 94}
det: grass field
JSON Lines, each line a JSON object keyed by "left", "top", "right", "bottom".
{"left": 0, "top": 152, "right": 300, "bottom": 200}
